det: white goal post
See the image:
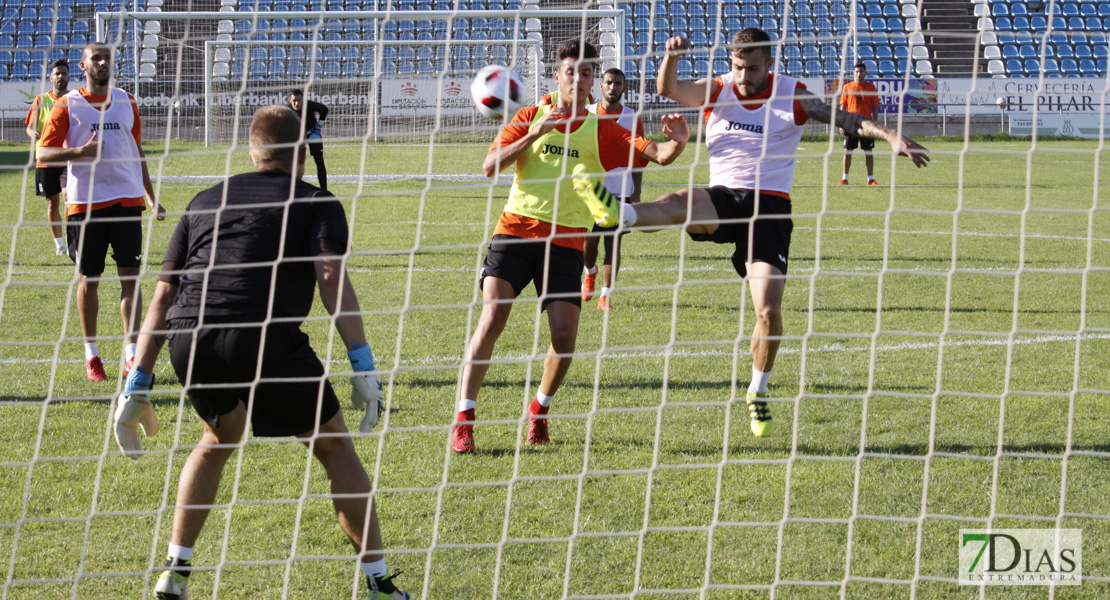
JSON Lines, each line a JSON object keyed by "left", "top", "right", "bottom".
{"left": 202, "top": 38, "right": 543, "bottom": 145}
{"left": 93, "top": 9, "right": 624, "bottom": 143}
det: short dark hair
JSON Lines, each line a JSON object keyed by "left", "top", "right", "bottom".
{"left": 603, "top": 67, "right": 625, "bottom": 79}
{"left": 50, "top": 59, "right": 68, "bottom": 72}
{"left": 730, "top": 28, "right": 774, "bottom": 59}
{"left": 854, "top": 62, "right": 867, "bottom": 71}
{"left": 289, "top": 89, "right": 304, "bottom": 97}
{"left": 557, "top": 39, "right": 599, "bottom": 62}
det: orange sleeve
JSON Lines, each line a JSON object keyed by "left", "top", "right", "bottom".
{"left": 25, "top": 95, "right": 40, "bottom": 126}
{"left": 703, "top": 76, "right": 725, "bottom": 124}
{"left": 38, "top": 97, "right": 70, "bottom": 148}
{"left": 793, "top": 82, "right": 808, "bottom": 126}
{"left": 597, "top": 119, "right": 651, "bottom": 172}
{"left": 129, "top": 94, "right": 142, "bottom": 145}
{"left": 488, "top": 106, "right": 538, "bottom": 151}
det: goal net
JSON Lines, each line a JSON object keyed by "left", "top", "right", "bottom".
{"left": 2, "top": 0, "right": 1108, "bottom": 598}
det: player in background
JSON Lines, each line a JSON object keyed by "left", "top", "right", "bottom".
{"left": 838, "top": 62, "right": 882, "bottom": 186}
{"left": 582, "top": 67, "right": 646, "bottom": 311}
{"left": 288, "top": 89, "right": 330, "bottom": 191}
{"left": 119, "top": 106, "right": 409, "bottom": 600}
{"left": 449, "top": 40, "right": 690, "bottom": 454}
{"left": 575, "top": 29, "right": 929, "bottom": 437}
{"left": 37, "top": 42, "right": 164, "bottom": 383}
{"left": 25, "top": 58, "right": 71, "bottom": 256}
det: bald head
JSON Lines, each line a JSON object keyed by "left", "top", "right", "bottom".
{"left": 249, "top": 105, "right": 304, "bottom": 171}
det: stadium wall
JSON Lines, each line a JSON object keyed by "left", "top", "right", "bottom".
{"left": 1, "top": 77, "right": 1108, "bottom": 142}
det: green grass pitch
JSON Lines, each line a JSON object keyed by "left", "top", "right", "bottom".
{"left": 0, "top": 137, "right": 1108, "bottom": 599}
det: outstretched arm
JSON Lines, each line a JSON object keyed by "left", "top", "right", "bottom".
{"left": 798, "top": 89, "right": 930, "bottom": 168}
{"left": 656, "top": 36, "right": 720, "bottom": 107}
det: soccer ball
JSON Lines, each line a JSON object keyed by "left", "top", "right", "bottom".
{"left": 470, "top": 65, "right": 525, "bottom": 119}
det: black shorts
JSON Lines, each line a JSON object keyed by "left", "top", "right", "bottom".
{"left": 843, "top": 134, "right": 875, "bottom": 151}
{"left": 167, "top": 319, "right": 341, "bottom": 437}
{"left": 35, "top": 166, "right": 66, "bottom": 198}
{"left": 689, "top": 187, "right": 793, "bottom": 278}
{"left": 480, "top": 234, "right": 585, "bottom": 309}
{"left": 308, "top": 141, "right": 324, "bottom": 156}
{"left": 66, "top": 203, "right": 143, "bottom": 276}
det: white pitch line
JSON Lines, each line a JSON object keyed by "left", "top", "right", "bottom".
{"left": 3, "top": 332, "right": 1107, "bottom": 367}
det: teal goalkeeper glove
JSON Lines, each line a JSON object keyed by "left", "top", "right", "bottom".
{"left": 348, "top": 342, "right": 384, "bottom": 433}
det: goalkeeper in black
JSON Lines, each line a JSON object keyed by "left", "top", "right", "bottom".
{"left": 288, "top": 88, "right": 330, "bottom": 191}
{"left": 116, "top": 105, "right": 410, "bottom": 600}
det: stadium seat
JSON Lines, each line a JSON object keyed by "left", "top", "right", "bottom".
{"left": 1005, "top": 58, "right": 1023, "bottom": 74}
{"left": 988, "top": 58, "right": 1006, "bottom": 74}
{"left": 804, "top": 59, "right": 822, "bottom": 75}
{"left": 1012, "top": 16, "right": 1031, "bottom": 31}
{"left": 1076, "top": 44, "right": 1093, "bottom": 58}
{"left": 11, "top": 63, "right": 28, "bottom": 80}
{"left": 878, "top": 58, "right": 896, "bottom": 75}
{"left": 1095, "top": 45, "right": 1109, "bottom": 58}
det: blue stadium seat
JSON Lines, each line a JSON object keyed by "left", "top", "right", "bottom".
{"left": 1005, "top": 58, "right": 1024, "bottom": 74}
{"left": 857, "top": 45, "right": 875, "bottom": 59}
{"left": 878, "top": 59, "right": 896, "bottom": 75}
{"left": 342, "top": 60, "right": 358, "bottom": 77}
{"left": 1076, "top": 44, "right": 1093, "bottom": 58}
{"left": 1059, "top": 44, "right": 1075, "bottom": 58}
{"left": 13, "top": 49, "right": 29, "bottom": 64}
{"left": 11, "top": 63, "right": 28, "bottom": 80}
{"left": 1002, "top": 44, "right": 1019, "bottom": 58}
{"left": 1061, "top": 58, "right": 1079, "bottom": 73}
{"left": 1011, "top": 16, "right": 1030, "bottom": 30}
{"left": 0, "top": 50, "right": 10, "bottom": 64}
{"left": 993, "top": 3, "right": 1009, "bottom": 16}
{"left": 1022, "top": 58, "right": 1040, "bottom": 74}
{"left": 786, "top": 60, "right": 803, "bottom": 76}
{"left": 821, "top": 45, "right": 838, "bottom": 60}
{"left": 0, "top": 64, "right": 8, "bottom": 80}
{"left": 68, "top": 48, "right": 82, "bottom": 63}
{"left": 823, "top": 59, "right": 839, "bottom": 74}
{"left": 804, "top": 59, "right": 822, "bottom": 75}
{"left": 1079, "top": 57, "right": 1097, "bottom": 73}
{"left": 996, "top": 17, "right": 1013, "bottom": 30}
{"left": 876, "top": 45, "right": 893, "bottom": 59}
{"left": 15, "top": 35, "right": 31, "bottom": 48}
{"left": 286, "top": 60, "right": 304, "bottom": 78}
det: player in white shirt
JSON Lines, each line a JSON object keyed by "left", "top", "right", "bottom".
{"left": 581, "top": 67, "right": 646, "bottom": 311}
{"left": 574, "top": 28, "right": 930, "bottom": 437}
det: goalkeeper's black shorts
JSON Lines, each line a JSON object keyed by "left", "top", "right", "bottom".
{"left": 689, "top": 186, "right": 793, "bottom": 279}
{"left": 167, "top": 318, "right": 341, "bottom": 437}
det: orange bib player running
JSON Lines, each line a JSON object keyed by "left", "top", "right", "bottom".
{"left": 449, "top": 39, "right": 690, "bottom": 454}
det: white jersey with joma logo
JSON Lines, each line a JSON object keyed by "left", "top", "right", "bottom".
{"left": 586, "top": 102, "right": 638, "bottom": 199}
{"left": 705, "top": 73, "right": 804, "bottom": 195}
{"left": 64, "top": 87, "right": 144, "bottom": 206}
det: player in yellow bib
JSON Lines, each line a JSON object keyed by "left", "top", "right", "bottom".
{"left": 25, "top": 58, "right": 71, "bottom": 255}
{"left": 449, "top": 39, "right": 690, "bottom": 453}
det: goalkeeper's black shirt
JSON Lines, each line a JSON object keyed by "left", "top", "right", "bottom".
{"left": 161, "top": 169, "right": 349, "bottom": 323}
{"left": 287, "top": 99, "right": 328, "bottom": 133}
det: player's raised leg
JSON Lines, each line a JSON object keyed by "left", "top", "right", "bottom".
{"left": 582, "top": 235, "right": 598, "bottom": 302}
{"left": 744, "top": 261, "right": 785, "bottom": 438}
{"left": 452, "top": 276, "right": 516, "bottom": 453}
{"left": 527, "top": 300, "right": 580, "bottom": 445}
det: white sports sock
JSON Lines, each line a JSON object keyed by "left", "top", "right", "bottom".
{"left": 535, "top": 391, "right": 554, "bottom": 407}
{"left": 457, "top": 398, "right": 476, "bottom": 412}
{"left": 167, "top": 543, "right": 193, "bottom": 561}
{"left": 867, "top": 175, "right": 875, "bottom": 181}
{"left": 748, "top": 366, "right": 772, "bottom": 394}
{"left": 54, "top": 237, "right": 65, "bottom": 250}
{"left": 600, "top": 286, "right": 613, "bottom": 299}
{"left": 584, "top": 265, "right": 598, "bottom": 275}
{"left": 125, "top": 343, "right": 137, "bottom": 362}
{"left": 842, "top": 173, "right": 849, "bottom": 180}
{"left": 84, "top": 342, "right": 99, "bottom": 360}
{"left": 621, "top": 203, "right": 638, "bottom": 227}
{"left": 361, "top": 557, "right": 388, "bottom": 578}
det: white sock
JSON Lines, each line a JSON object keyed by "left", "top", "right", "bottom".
{"left": 600, "top": 286, "right": 613, "bottom": 299}
{"left": 54, "top": 237, "right": 65, "bottom": 250}
{"left": 842, "top": 173, "right": 849, "bottom": 180}
{"left": 867, "top": 175, "right": 875, "bottom": 181}
{"left": 167, "top": 543, "right": 193, "bottom": 561}
{"left": 84, "top": 342, "right": 99, "bottom": 360}
{"left": 584, "top": 265, "right": 597, "bottom": 275}
{"left": 125, "top": 343, "right": 137, "bottom": 361}
{"left": 748, "top": 366, "right": 772, "bottom": 394}
{"left": 621, "top": 203, "right": 638, "bottom": 227}
{"left": 536, "top": 391, "right": 554, "bottom": 407}
{"left": 361, "top": 557, "right": 388, "bottom": 578}
{"left": 457, "top": 398, "right": 476, "bottom": 412}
